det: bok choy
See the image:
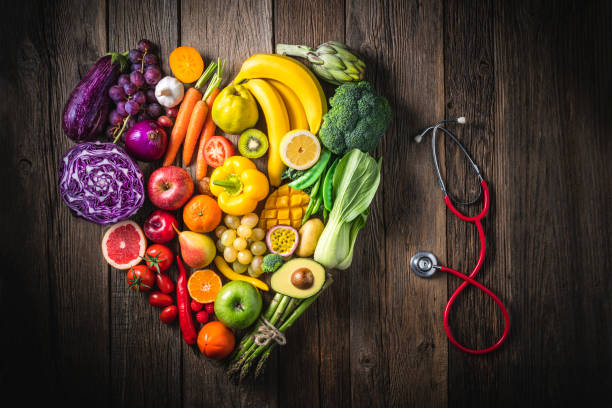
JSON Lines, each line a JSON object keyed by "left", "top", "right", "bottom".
{"left": 314, "top": 149, "right": 382, "bottom": 269}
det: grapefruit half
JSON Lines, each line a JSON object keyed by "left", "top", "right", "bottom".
{"left": 102, "top": 220, "right": 146, "bottom": 270}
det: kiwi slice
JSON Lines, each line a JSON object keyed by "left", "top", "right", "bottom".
{"left": 238, "top": 128, "right": 269, "bottom": 158}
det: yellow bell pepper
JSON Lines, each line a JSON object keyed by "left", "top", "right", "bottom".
{"left": 209, "top": 156, "right": 269, "bottom": 215}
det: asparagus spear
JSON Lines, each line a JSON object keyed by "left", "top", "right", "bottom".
{"left": 229, "top": 276, "right": 334, "bottom": 382}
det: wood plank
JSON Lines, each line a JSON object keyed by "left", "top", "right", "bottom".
{"left": 346, "top": 0, "right": 447, "bottom": 406}
{"left": 107, "top": 1, "right": 182, "bottom": 407}
{"left": 442, "top": 0, "right": 503, "bottom": 405}
{"left": 446, "top": 0, "right": 612, "bottom": 405}
{"left": 0, "top": 0, "right": 58, "bottom": 403}
{"left": 492, "top": 0, "right": 612, "bottom": 405}
{"left": 8, "top": 0, "right": 112, "bottom": 404}
{"left": 179, "top": 1, "right": 276, "bottom": 407}
{"left": 273, "top": 1, "right": 349, "bottom": 407}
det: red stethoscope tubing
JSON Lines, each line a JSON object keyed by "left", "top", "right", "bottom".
{"left": 440, "top": 180, "right": 510, "bottom": 354}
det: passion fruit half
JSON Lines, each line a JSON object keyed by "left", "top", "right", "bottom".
{"left": 265, "top": 224, "right": 299, "bottom": 257}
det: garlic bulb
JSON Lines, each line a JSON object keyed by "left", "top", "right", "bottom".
{"left": 155, "top": 76, "right": 184, "bottom": 108}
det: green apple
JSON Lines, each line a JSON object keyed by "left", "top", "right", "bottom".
{"left": 214, "top": 281, "right": 262, "bottom": 329}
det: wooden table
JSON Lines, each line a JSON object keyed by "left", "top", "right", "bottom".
{"left": 2, "top": 0, "right": 611, "bottom": 406}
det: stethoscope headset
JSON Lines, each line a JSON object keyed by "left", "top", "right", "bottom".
{"left": 411, "top": 117, "right": 510, "bottom": 355}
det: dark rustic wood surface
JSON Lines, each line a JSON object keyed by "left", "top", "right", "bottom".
{"left": 1, "top": 0, "right": 611, "bottom": 407}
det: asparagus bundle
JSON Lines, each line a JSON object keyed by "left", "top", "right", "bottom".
{"left": 227, "top": 275, "right": 333, "bottom": 383}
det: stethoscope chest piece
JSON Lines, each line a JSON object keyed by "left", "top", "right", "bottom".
{"left": 410, "top": 251, "right": 438, "bottom": 278}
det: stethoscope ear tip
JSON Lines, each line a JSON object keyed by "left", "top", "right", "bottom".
{"left": 457, "top": 116, "right": 466, "bottom": 124}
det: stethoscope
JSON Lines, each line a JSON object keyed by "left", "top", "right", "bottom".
{"left": 411, "top": 117, "right": 510, "bottom": 355}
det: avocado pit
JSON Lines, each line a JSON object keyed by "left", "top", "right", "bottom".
{"left": 291, "top": 268, "right": 314, "bottom": 289}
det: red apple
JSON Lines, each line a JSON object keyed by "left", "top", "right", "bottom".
{"left": 147, "top": 166, "right": 194, "bottom": 210}
{"left": 143, "top": 210, "right": 178, "bottom": 243}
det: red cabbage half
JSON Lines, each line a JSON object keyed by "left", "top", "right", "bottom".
{"left": 58, "top": 142, "right": 145, "bottom": 224}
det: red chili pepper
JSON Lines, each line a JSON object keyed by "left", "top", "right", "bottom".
{"left": 176, "top": 256, "right": 197, "bottom": 345}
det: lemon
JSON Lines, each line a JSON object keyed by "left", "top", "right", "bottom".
{"left": 279, "top": 130, "right": 321, "bottom": 170}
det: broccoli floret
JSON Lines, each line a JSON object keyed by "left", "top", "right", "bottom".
{"left": 318, "top": 81, "right": 392, "bottom": 155}
{"left": 261, "top": 254, "right": 284, "bottom": 273}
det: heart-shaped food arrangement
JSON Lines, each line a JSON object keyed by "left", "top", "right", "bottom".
{"left": 58, "top": 39, "right": 391, "bottom": 383}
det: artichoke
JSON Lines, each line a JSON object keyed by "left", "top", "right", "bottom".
{"left": 276, "top": 41, "right": 366, "bottom": 85}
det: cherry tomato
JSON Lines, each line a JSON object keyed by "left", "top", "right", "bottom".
{"left": 148, "top": 291, "right": 174, "bottom": 307}
{"left": 165, "top": 107, "right": 179, "bottom": 118}
{"left": 160, "top": 305, "right": 178, "bottom": 324}
{"left": 204, "top": 302, "right": 214, "bottom": 315}
{"left": 158, "top": 115, "right": 173, "bottom": 128}
{"left": 196, "top": 310, "right": 209, "bottom": 324}
{"left": 191, "top": 299, "right": 203, "bottom": 312}
{"left": 204, "top": 136, "right": 234, "bottom": 168}
{"left": 126, "top": 265, "right": 155, "bottom": 292}
{"left": 156, "top": 273, "right": 175, "bottom": 294}
{"left": 144, "top": 244, "right": 173, "bottom": 274}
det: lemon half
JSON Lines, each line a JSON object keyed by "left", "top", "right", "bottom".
{"left": 279, "top": 130, "right": 321, "bottom": 170}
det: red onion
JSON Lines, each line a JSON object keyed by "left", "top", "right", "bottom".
{"left": 125, "top": 120, "right": 168, "bottom": 161}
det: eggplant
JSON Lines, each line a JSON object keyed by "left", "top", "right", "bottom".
{"left": 62, "top": 53, "right": 127, "bottom": 142}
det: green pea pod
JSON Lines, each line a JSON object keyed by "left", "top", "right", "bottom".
{"left": 322, "top": 158, "right": 339, "bottom": 211}
{"left": 311, "top": 196, "right": 322, "bottom": 215}
{"left": 302, "top": 177, "right": 321, "bottom": 224}
{"left": 309, "top": 174, "right": 322, "bottom": 199}
{"left": 289, "top": 149, "right": 332, "bottom": 190}
{"left": 302, "top": 198, "right": 315, "bottom": 225}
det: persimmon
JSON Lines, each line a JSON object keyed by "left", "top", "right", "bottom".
{"left": 169, "top": 46, "right": 204, "bottom": 83}
{"left": 197, "top": 321, "right": 235, "bottom": 360}
{"left": 182, "top": 195, "right": 222, "bottom": 233}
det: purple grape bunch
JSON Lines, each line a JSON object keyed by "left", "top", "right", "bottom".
{"left": 105, "top": 39, "right": 165, "bottom": 141}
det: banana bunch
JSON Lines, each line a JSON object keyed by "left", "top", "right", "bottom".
{"left": 234, "top": 54, "right": 328, "bottom": 187}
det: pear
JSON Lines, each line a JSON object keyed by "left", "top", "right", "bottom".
{"left": 173, "top": 225, "right": 216, "bottom": 268}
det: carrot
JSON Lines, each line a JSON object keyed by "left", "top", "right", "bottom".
{"left": 183, "top": 61, "right": 225, "bottom": 166}
{"left": 163, "top": 87, "right": 201, "bottom": 166}
{"left": 195, "top": 88, "right": 220, "bottom": 180}
{"left": 162, "top": 61, "right": 218, "bottom": 167}
{"left": 182, "top": 100, "right": 209, "bottom": 166}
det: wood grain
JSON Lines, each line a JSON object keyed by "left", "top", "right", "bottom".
{"left": 107, "top": 1, "right": 182, "bottom": 407}
{"left": 346, "top": 0, "right": 448, "bottom": 406}
{"left": 442, "top": 0, "right": 503, "bottom": 405}
{"left": 2, "top": 0, "right": 113, "bottom": 405}
{"left": 179, "top": 1, "right": 276, "bottom": 407}
{"left": 2, "top": 0, "right": 612, "bottom": 407}
{"left": 274, "top": 1, "right": 349, "bottom": 407}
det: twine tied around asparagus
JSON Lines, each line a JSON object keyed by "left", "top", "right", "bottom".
{"left": 253, "top": 317, "right": 286, "bottom": 346}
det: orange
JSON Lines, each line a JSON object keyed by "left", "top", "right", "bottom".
{"left": 197, "top": 321, "right": 235, "bottom": 360}
{"left": 183, "top": 195, "right": 222, "bottom": 233}
{"left": 187, "top": 269, "right": 222, "bottom": 304}
{"left": 169, "top": 46, "right": 204, "bottom": 83}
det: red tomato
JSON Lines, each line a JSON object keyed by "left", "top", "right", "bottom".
{"left": 148, "top": 291, "right": 174, "bottom": 307}
{"left": 126, "top": 265, "right": 155, "bottom": 292}
{"left": 156, "top": 273, "right": 175, "bottom": 294}
{"left": 165, "top": 108, "right": 179, "bottom": 118}
{"left": 196, "top": 310, "right": 209, "bottom": 324}
{"left": 160, "top": 305, "right": 178, "bottom": 324}
{"left": 144, "top": 244, "right": 173, "bottom": 274}
{"left": 191, "top": 299, "right": 203, "bottom": 312}
{"left": 204, "top": 136, "right": 234, "bottom": 168}
{"left": 158, "top": 115, "right": 173, "bottom": 128}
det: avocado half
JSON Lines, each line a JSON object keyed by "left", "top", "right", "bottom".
{"left": 270, "top": 258, "right": 325, "bottom": 299}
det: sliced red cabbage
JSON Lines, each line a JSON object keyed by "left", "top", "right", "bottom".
{"left": 58, "top": 142, "right": 145, "bottom": 224}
